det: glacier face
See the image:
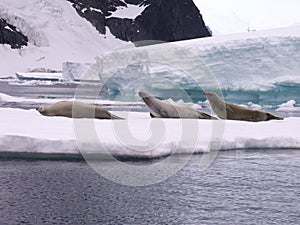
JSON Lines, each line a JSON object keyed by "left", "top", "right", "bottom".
{"left": 80, "top": 26, "right": 300, "bottom": 105}
{"left": 196, "top": 37, "right": 300, "bottom": 92}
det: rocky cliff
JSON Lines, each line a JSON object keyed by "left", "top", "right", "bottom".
{"left": 0, "top": 18, "right": 28, "bottom": 49}
{"left": 67, "top": 0, "right": 212, "bottom": 43}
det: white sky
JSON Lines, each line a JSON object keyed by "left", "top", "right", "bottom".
{"left": 194, "top": 0, "right": 300, "bottom": 35}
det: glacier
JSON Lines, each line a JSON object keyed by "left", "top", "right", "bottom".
{"left": 84, "top": 25, "right": 300, "bottom": 106}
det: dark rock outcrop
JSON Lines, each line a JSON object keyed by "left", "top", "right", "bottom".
{"left": 0, "top": 18, "right": 28, "bottom": 49}
{"left": 68, "top": 0, "right": 212, "bottom": 43}
{"left": 69, "top": 0, "right": 127, "bottom": 35}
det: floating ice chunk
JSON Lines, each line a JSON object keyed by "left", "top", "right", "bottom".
{"left": 248, "top": 102, "right": 262, "bottom": 110}
{"left": 0, "top": 93, "right": 21, "bottom": 103}
{"left": 277, "top": 100, "right": 300, "bottom": 112}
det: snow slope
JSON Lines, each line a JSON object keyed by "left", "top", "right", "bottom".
{"left": 0, "top": 0, "right": 126, "bottom": 77}
{"left": 194, "top": 0, "right": 300, "bottom": 35}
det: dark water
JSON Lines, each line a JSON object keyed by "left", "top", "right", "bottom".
{"left": 0, "top": 81, "right": 106, "bottom": 100}
{"left": 1, "top": 150, "right": 299, "bottom": 225}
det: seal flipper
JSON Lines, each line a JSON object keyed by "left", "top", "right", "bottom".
{"left": 150, "top": 112, "right": 161, "bottom": 118}
{"left": 109, "top": 113, "right": 124, "bottom": 120}
{"left": 266, "top": 113, "right": 284, "bottom": 121}
{"left": 198, "top": 112, "right": 218, "bottom": 120}
{"left": 100, "top": 110, "right": 123, "bottom": 119}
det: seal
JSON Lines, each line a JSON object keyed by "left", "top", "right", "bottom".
{"left": 203, "top": 92, "right": 283, "bottom": 122}
{"left": 36, "top": 101, "right": 122, "bottom": 119}
{"left": 139, "top": 91, "right": 216, "bottom": 119}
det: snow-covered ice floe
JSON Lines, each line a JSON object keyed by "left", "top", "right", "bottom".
{"left": 0, "top": 108, "right": 299, "bottom": 160}
{"left": 276, "top": 100, "right": 300, "bottom": 112}
{"left": 15, "top": 72, "right": 63, "bottom": 81}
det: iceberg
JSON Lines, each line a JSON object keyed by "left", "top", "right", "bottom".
{"left": 62, "top": 62, "right": 94, "bottom": 82}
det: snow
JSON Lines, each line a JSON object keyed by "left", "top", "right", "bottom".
{"left": 276, "top": 100, "right": 300, "bottom": 112}
{"left": 247, "top": 102, "right": 262, "bottom": 110}
{"left": 1, "top": 0, "right": 299, "bottom": 93}
{"left": 0, "top": 0, "right": 126, "bottom": 77}
{"left": 62, "top": 62, "right": 92, "bottom": 81}
{"left": 0, "top": 92, "right": 299, "bottom": 159}
{"left": 0, "top": 107, "right": 299, "bottom": 159}
{"left": 237, "top": 102, "right": 262, "bottom": 110}
{"left": 90, "top": 7, "right": 103, "bottom": 14}
{"left": 68, "top": 25, "right": 300, "bottom": 91}
{"left": 194, "top": 0, "right": 300, "bottom": 35}
{"left": 272, "top": 75, "right": 300, "bottom": 85}
{"left": 0, "top": 93, "right": 22, "bottom": 103}
{"left": 16, "top": 72, "right": 62, "bottom": 80}
{"left": 0, "top": 1, "right": 298, "bottom": 160}
{"left": 107, "top": 4, "right": 146, "bottom": 19}
{"left": 1, "top": 0, "right": 299, "bottom": 80}
{"left": 4, "top": 25, "right": 13, "bottom": 32}
{"left": 179, "top": 25, "right": 300, "bottom": 46}
{"left": 56, "top": 25, "right": 300, "bottom": 92}
{"left": 175, "top": 25, "right": 300, "bottom": 91}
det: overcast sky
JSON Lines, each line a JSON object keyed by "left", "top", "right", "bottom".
{"left": 194, "top": 0, "right": 300, "bottom": 35}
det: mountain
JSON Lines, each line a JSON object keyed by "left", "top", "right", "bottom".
{"left": 67, "top": 0, "right": 211, "bottom": 43}
{"left": 0, "top": 0, "right": 211, "bottom": 77}
{"left": 0, "top": 18, "right": 28, "bottom": 49}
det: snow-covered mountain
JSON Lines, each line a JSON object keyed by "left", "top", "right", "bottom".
{"left": 0, "top": 0, "right": 211, "bottom": 77}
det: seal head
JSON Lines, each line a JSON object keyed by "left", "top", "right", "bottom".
{"left": 204, "top": 92, "right": 283, "bottom": 122}
{"left": 139, "top": 91, "right": 216, "bottom": 119}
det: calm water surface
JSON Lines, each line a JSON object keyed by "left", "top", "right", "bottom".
{"left": 0, "top": 149, "right": 299, "bottom": 225}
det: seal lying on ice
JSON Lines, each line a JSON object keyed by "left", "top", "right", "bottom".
{"left": 139, "top": 91, "right": 216, "bottom": 119}
{"left": 36, "top": 101, "right": 122, "bottom": 119}
{"left": 203, "top": 92, "right": 283, "bottom": 122}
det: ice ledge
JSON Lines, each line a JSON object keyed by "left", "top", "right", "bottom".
{"left": 0, "top": 108, "right": 299, "bottom": 159}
